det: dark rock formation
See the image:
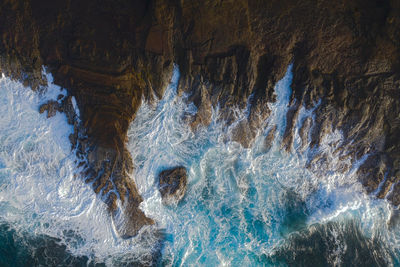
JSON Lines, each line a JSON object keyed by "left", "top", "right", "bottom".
{"left": 39, "top": 95, "right": 77, "bottom": 121}
{"left": 1, "top": 0, "right": 400, "bottom": 236}
{"left": 39, "top": 100, "right": 60, "bottom": 118}
{"left": 264, "top": 126, "right": 277, "bottom": 152}
{"left": 158, "top": 166, "right": 188, "bottom": 205}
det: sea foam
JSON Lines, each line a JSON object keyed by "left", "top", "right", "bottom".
{"left": 0, "top": 73, "right": 158, "bottom": 265}
{"left": 0, "top": 65, "right": 399, "bottom": 266}
{"left": 128, "top": 65, "right": 400, "bottom": 266}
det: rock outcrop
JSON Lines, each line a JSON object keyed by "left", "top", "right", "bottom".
{"left": 158, "top": 167, "right": 188, "bottom": 205}
{"left": 1, "top": 0, "right": 400, "bottom": 236}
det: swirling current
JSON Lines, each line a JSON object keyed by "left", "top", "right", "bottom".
{"left": 0, "top": 66, "right": 399, "bottom": 266}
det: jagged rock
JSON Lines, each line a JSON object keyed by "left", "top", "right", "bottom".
{"left": 357, "top": 154, "right": 387, "bottom": 193}
{"left": 264, "top": 126, "right": 277, "bottom": 152}
{"left": 60, "top": 96, "right": 76, "bottom": 125}
{"left": 39, "top": 95, "right": 77, "bottom": 123}
{"left": 158, "top": 167, "right": 188, "bottom": 205}
{"left": 83, "top": 144, "right": 155, "bottom": 238}
{"left": 39, "top": 100, "right": 60, "bottom": 118}
{"left": 230, "top": 120, "right": 256, "bottom": 148}
{"left": 299, "top": 117, "right": 312, "bottom": 151}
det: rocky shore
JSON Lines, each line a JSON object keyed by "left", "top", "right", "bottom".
{"left": 1, "top": 0, "right": 399, "bottom": 236}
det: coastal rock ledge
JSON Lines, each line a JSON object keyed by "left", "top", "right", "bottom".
{"left": 0, "top": 0, "right": 400, "bottom": 236}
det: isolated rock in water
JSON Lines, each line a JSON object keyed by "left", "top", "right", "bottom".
{"left": 158, "top": 167, "right": 187, "bottom": 205}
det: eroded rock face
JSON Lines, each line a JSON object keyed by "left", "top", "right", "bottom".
{"left": 158, "top": 167, "right": 188, "bottom": 205}
{"left": 1, "top": 0, "right": 400, "bottom": 236}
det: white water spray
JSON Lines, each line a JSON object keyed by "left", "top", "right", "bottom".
{"left": 0, "top": 73, "right": 159, "bottom": 265}
{"left": 128, "top": 65, "right": 400, "bottom": 266}
{"left": 0, "top": 65, "right": 399, "bottom": 266}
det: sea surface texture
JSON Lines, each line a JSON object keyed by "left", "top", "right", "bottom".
{"left": 0, "top": 67, "right": 399, "bottom": 266}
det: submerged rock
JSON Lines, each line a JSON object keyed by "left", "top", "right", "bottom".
{"left": 158, "top": 166, "right": 187, "bottom": 205}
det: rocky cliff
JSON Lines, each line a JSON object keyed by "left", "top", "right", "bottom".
{"left": 1, "top": 0, "right": 399, "bottom": 237}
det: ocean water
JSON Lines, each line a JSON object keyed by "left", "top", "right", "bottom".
{"left": 0, "top": 74, "right": 158, "bottom": 266}
{"left": 0, "top": 66, "right": 399, "bottom": 266}
{"left": 128, "top": 65, "right": 400, "bottom": 266}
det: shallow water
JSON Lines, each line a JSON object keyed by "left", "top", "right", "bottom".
{"left": 0, "top": 67, "right": 399, "bottom": 266}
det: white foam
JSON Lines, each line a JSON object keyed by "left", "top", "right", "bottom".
{"left": 0, "top": 72, "right": 158, "bottom": 265}
{"left": 1, "top": 64, "right": 399, "bottom": 266}
{"left": 127, "top": 64, "right": 400, "bottom": 266}
{"left": 266, "top": 63, "right": 293, "bottom": 138}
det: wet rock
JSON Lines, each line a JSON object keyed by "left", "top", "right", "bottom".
{"left": 39, "top": 100, "right": 60, "bottom": 118}
{"left": 230, "top": 120, "right": 257, "bottom": 148}
{"left": 110, "top": 198, "right": 155, "bottom": 239}
{"left": 188, "top": 83, "right": 213, "bottom": 130}
{"left": 357, "top": 154, "right": 387, "bottom": 193}
{"left": 158, "top": 166, "right": 187, "bottom": 205}
{"left": 281, "top": 102, "right": 301, "bottom": 152}
{"left": 263, "top": 125, "right": 277, "bottom": 152}
{"left": 60, "top": 96, "right": 76, "bottom": 125}
{"left": 83, "top": 144, "right": 155, "bottom": 238}
{"left": 299, "top": 117, "right": 312, "bottom": 151}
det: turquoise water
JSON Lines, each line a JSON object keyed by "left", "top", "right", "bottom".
{"left": 129, "top": 65, "right": 399, "bottom": 266}
{"left": 0, "top": 67, "right": 399, "bottom": 266}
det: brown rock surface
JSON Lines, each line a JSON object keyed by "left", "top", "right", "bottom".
{"left": 158, "top": 166, "right": 188, "bottom": 205}
{"left": 0, "top": 0, "right": 400, "bottom": 237}
{"left": 39, "top": 100, "right": 60, "bottom": 118}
